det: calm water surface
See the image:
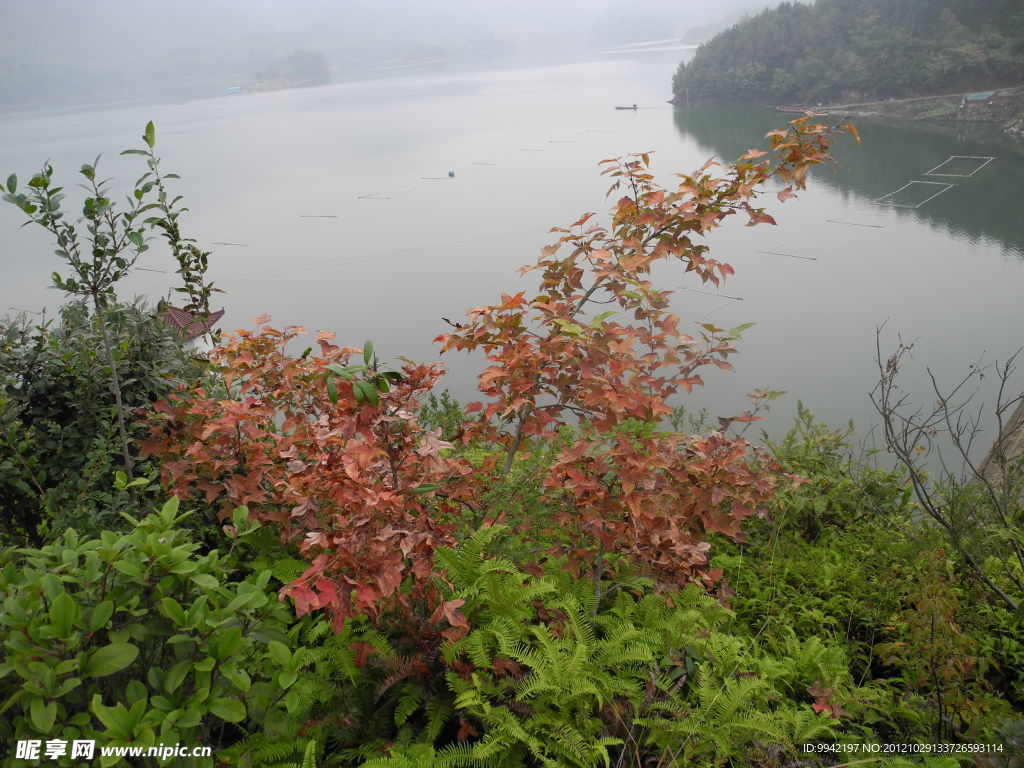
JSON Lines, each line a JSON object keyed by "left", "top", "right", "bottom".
{"left": 2, "top": 50, "right": 1022, "bottom": 452}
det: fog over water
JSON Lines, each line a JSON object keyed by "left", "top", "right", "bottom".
{"left": 0, "top": 0, "right": 774, "bottom": 109}
{"left": 1, "top": 1, "right": 1020, "bottom": 462}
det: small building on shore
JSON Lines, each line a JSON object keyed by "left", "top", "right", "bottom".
{"left": 958, "top": 89, "right": 1021, "bottom": 123}
{"left": 160, "top": 303, "right": 225, "bottom": 353}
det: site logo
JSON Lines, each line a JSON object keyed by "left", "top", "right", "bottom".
{"left": 13, "top": 739, "right": 211, "bottom": 762}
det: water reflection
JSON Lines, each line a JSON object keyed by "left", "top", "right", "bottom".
{"left": 673, "top": 106, "right": 1024, "bottom": 262}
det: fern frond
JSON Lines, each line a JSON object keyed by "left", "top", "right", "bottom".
{"left": 299, "top": 740, "right": 318, "bottom": 768}
{"left": 393, "top": 682, "right": 425, "bottom": 727}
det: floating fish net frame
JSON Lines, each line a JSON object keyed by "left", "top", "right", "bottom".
{"left": 875, "top": 180, "right": 956, "bottom": 209}
{"left": 757, "top": 219, "right": 883, "bottom": 260}
{"left": 922, "top": 155, "right": 996, "bottom": 178}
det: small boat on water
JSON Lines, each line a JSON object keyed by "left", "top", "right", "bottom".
{"left": 615, "top": 104, "right": 639, "bottom": 110}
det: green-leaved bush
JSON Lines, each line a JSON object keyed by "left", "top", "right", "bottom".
{"left": 0, "top": 302, "right": 204, "bottom": 545}
{"left": 0, "top": 498, "right": 302, "bottom": 767}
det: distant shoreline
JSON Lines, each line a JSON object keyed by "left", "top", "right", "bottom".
{"left": 814, "top": 85, "right": 1024, "bottom": 137}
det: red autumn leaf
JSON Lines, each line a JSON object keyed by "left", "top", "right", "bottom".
{"left": 492, "top": 656, "right": 523, "bottom": 677}
{"left": 456, "top": 718, "right": 479, "bottom": 742}
{"left": 831, "top": 701, "right": 852, "bottom": 718}
{"left": 746, "top": 209, "right": 777, "bottom": 226}
{"left": 351, "top": 641, "right": 376, "bottom": 668}
{"left": 430, "top": 598, "right": 469, "bottom": 630}
{"left": 807, "top": 680, "right": 832, "bottom": 698}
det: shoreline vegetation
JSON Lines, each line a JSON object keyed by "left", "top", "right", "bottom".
{"left": 783, "top": 86, "right": 1024, "bottom": 136}
{"left": 672, "top": 0, "right": 1024, "bottom": 136}
{"left": 2, "top": 117, "right": 1023, "bottom": 765}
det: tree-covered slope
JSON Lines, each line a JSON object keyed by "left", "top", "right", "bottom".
{"left": 673, "top": 0, "right": 1024, "bottom": 105}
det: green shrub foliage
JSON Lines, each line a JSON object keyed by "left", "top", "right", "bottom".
{"left": 0, "top": 302, "right": 203, "bottom": 545}
{"left": 0, "top": 499, "right": 304, "bottom": 767}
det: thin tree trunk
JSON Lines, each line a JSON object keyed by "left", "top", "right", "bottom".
{"left": 92, "top": 296, "right": 135, "bottom": 482}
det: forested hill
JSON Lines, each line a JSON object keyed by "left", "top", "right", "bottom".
{"left": 672, "top": 0, "right": 1024, "bottom": 105}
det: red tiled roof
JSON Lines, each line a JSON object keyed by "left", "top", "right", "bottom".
{"left": 163, "top": 306, "right": 226, "bottom": 342}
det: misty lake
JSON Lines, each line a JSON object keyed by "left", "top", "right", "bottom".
{"left": 1, "top": 47, "right": 1022, "bottom": 447}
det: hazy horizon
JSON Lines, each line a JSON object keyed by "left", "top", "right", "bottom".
{"left": 0, "top": 0, "right": 778, "bottom": 110}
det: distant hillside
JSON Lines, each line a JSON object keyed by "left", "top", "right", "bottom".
{"left": 672, "top": 0, "right": 1024, "bottom": 105}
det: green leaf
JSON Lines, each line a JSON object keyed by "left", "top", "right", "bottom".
{"left": 150, "top": 696, "right": 174, "bottom": 712}
{"left": 267, "top": 641, "right": 291, "bottom": 668}
{"left": 89, "top": 601, "right": 114, "bottom": 632}
{"left": 556, "top": 320, "right": 584, "bottom": 336}
{"left": 30, "top": 696, "right": 57, "bottom": 733}
{"left": 5, "top": 173, "right": 15, "bottom": 194}
{"left": 160, "top": 495, "right": 181, "bottom": 524}
{"left": 212, "top": 627, "right": 243, "bottom": 660}
{"left": 190, "top": 573, "right": 218, "bottom": 589}
{"left": 164, "top": 659, "right": 191, "bottom": 694}
{"left": 125, "top": 680, "right": 147, "bottom": 707}
{"left": 0, "top": 689, "right": 26, "bottom": 720}
{"left": 177, "top": 708, "right": 202, "bottom": 728}
{"left": 231, "top": 506, "right": 250, "bottom": 527}
{"left": 278, "top": 671, "right": 298, "bottom": 689}
{"left": 160, "top": 597, "right": 188, "bottom": 627}
{"left": 208, "top": 697, "right": 246, "bottom": 723}
{"left": 727, "top": 322, "right": 756, "bottom": 336}
{"left": 406, "top": 483, "right": 439, "bottom": 495}
{"left": 326, "top": 375, "right": 338, "bottom": 404}
{"left": 222, "top": 664, "right": 251, "bottom": 692}
{"left": 90, "top": 695, "right": 130, "bottom": 737}
{"left": 225, "top": 591, "right": 258, "bottom": 613}
{"left": 144, "top": 121, "right": 156, "bottom": 149}
{"left": 185, "top": 596, "right": 208, "bottom": 627}
{"left": 251, "top": 626, "right": 290, "bottom": 645}
{"left": 84, "top": 644, "right": 139, "bottom": 678}
{"left": 50, "top": 591, "right": 78, "bottom": 639}
{"left": 54, "top": 677, "right": 82, "bottom": 697}
{"left": 353, "top": 380, "right": 379, "bottom": 407}
{"left": 362, "top": 339, "right": 374, "bottom": 365}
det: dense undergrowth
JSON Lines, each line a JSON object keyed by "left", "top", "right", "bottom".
{"left": 1, "top": 120, "right": 1022, "bottom": 768}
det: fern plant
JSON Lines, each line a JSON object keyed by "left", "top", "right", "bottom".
{"left": 263, "top": 739, "right": 319, "bottom": 768}
{"left": 416, "top": 527, "right": 869, "bottom": 767}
